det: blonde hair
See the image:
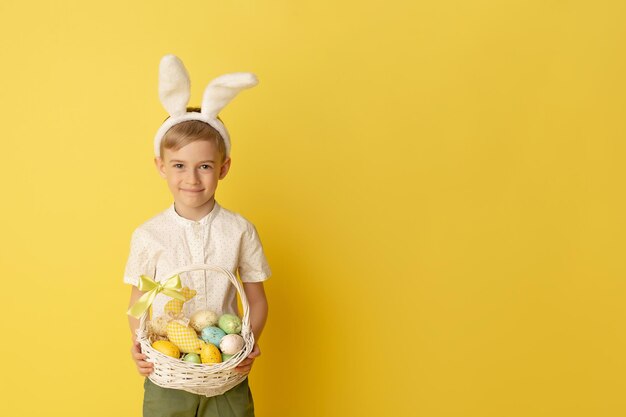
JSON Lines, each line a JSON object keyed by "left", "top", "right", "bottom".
{"left": 160, "top": 108, "right": 227, "bottom": 162}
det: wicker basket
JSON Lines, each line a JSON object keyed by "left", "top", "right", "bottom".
{"left": 136, "top": 263, "right": 255, "bottom": 396}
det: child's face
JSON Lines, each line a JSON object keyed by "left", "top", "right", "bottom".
{"left": 154, "top": 140, "right": 230, "bottom": 216}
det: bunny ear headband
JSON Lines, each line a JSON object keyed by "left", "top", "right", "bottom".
{"left": 154, "top": 54, "right": 259, "bottom": 157}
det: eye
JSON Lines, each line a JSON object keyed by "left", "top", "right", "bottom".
{"left": 173, "top": 163, "right": 183, "bottom": 169}
{"left": 200, "top": 164, "right": 213, "bottom": 170}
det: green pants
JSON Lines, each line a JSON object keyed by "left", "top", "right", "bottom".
{"left": 143, "top": 377, "right": 255, "bottom": 417}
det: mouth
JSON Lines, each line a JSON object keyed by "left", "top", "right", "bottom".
{"left": 181, "top": 189, "right": 204, "bottom": 193}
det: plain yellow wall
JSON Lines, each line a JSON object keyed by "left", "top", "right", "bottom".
{"left": 1, "top": 1, "right": 625, "bottom": 416}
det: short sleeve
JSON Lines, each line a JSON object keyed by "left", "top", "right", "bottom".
{"left": 123, "top": 228, "right": 157, "bottom": 286}
{"left": 238, "top": 222, "right": 272, "bottom": 283}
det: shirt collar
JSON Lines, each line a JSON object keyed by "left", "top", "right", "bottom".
{"left": 168, "top": 200, "right": 220, "bottom": 227}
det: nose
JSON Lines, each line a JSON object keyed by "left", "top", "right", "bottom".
{"left": 185, "top": 169, "right": 200, "bottom": 185}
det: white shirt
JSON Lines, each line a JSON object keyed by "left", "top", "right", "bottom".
{"left": 123, "top": 200, "right": 271, "bottom": 318}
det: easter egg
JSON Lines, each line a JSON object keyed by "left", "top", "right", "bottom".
{"left": 222, "top": 353, "right": 234, "bottom": 361}
{"left": 190, "top": 310, "right": 219, "bottom": 332}
{"left": 182, "top": 353, "right": 202, "bottom": 364}
{"left": 200, "top": 343, "right": 222, "bottom": 364}
{"left": 218, "top": 314, "right": 242, "bottom": 334}
{"left": 219, "top": 334, "right": 244, "bottom": 355}
{"left": 200, "top": 326, "right": 226, "bottom": 346}
{"left": 152, "top": 340, "right": 180, "bottom": 358}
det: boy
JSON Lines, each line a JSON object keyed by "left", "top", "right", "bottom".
{"left": 124, "top": 55, "right": 270, "bottom": 417}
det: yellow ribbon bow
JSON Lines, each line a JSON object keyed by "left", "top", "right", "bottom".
{"left": 127, "top": 274, "right": 186, "bottom": 319}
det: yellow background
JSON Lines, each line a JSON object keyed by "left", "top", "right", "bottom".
{"left": 0, "top": 1, "right": 624, "bottom": 416}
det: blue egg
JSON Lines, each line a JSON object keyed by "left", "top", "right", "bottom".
{"left": 200, "top": 326, "right": 226, "bottom": 346}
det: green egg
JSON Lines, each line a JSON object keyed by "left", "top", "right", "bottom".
{"left": 218, "top": 314, "right": 242, "bottom": 334}
{"left": 182, "top": 353, "right": 202, "bottom": 364}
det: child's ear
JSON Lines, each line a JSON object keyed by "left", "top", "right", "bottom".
{"left": 219, "top": 157, "right": 231, "bottom": 180}
{"left": 154, "top": 157, "right": 167, "bottom": 179}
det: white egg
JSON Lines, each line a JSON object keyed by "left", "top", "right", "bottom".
{"left": 219, "top": 334, "right": 244, "bottom": 355}
{"left": 189, "top": 309, "right": 219, "bottom": 332}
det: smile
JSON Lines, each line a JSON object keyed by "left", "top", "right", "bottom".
{"left": 181, "top": 189, "right": 204, "bottom": 192}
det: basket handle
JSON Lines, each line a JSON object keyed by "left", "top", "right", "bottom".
{"left": 137, "top": 263, "right": 253, "bottom": 339}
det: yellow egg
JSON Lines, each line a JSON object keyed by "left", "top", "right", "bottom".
{"left": 200, "top": 343, "right": 222, "bottom": 364}
{"left": 152, "top": 340, "right": 180, "bottom": 358}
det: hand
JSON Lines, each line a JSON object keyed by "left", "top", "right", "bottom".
{"left": 234, "top": 342, "right": 261, "bottom": 374}
{"left": 131, "top": 340, "right": 154, "bottom": 376}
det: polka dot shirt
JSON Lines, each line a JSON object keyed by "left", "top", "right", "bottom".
{"left": 123, "top": 200, "right": 271, "bottom": 318}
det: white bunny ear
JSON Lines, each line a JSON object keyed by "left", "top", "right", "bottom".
{"left": 158, "top": 55, "right": 191, "bottom": 117}
{"left": 201, "top": 72, "right": 259, "bottom": 118}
